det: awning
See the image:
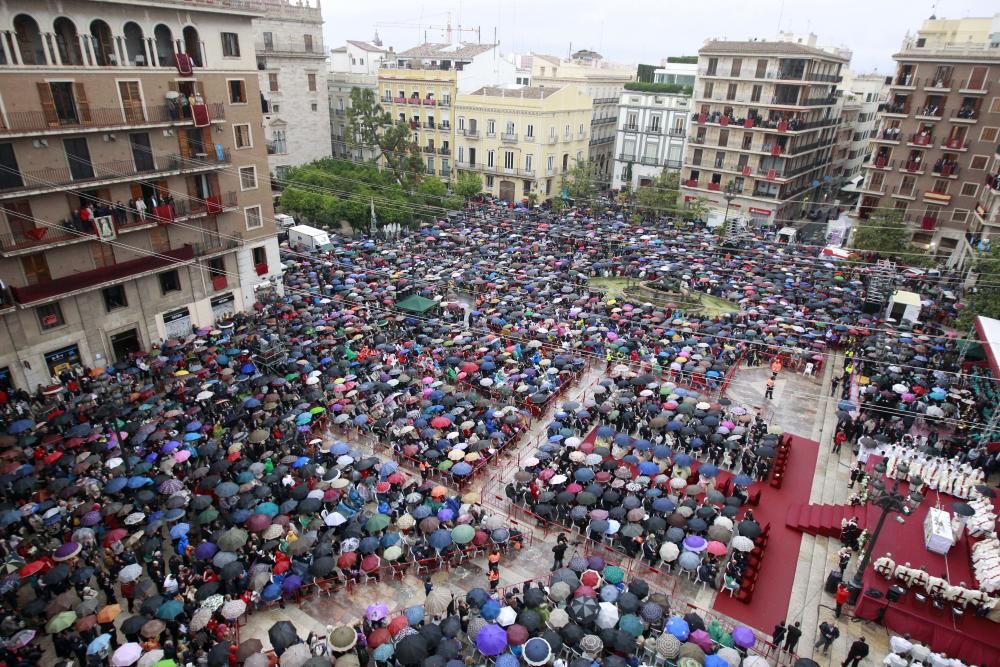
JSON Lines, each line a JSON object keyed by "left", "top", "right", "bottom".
{"left": 396, "top": 294, "right": 439, "bottom": 314}
{"left": 974, "top": 315, "right": 1000, "bottom": 380}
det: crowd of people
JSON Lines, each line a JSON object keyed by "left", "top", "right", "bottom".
{"left": 1, "top": 200, "right": 998, "bottom": 665}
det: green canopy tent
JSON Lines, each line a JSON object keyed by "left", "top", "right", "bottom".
{"left": 396, "top": 294, "right": 439, "bottom": 314}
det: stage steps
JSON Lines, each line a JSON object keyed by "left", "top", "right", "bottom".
{"left": 785, "top": 503, "right": 865, "bottom": 538}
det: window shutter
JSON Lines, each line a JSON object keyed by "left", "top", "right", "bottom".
{"left": 73, "top": 83, "right": 91, "bottom": 123}
{"left": 178, "top": 133, "right": 191, "bottom": 158}
{"left": 37, "top": 83, "right": 58, "bottom": 126}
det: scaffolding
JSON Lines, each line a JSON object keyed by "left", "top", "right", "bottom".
{"left": 864, "top": 259, "right": 896, "bottom": 311}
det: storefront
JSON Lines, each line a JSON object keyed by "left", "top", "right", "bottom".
{"left": 749, "top": 207, "right": 773, "bottom": 226}
{"left": 210, "top": 292, "right": 235, "bottom": 323}
{"left": 109, "top": 328, "right": 142, "bottom": 362}
{"left": 162, "top": 307, "right": 192, "bottom": 339}
{"left": 44, "top": 344, "right": 81, "bottom": 377}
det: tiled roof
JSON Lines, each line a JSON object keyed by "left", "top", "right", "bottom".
{"left": 700, "top": 40, "right": 848, "bottom": 61}
{"left": 347, "top": 40, "right": 386, "bottom": 53}
{"left": 396, "top": 42, "right": 497, "bottom": 60}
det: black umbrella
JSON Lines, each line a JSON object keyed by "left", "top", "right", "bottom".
{"left": 206, "top": 641, "right": 232, "bottom": 667}
{"left": 568, "top": 596, "right": 599, "bottom": 626}
{"left": 121, "top": 615, "right": 149, "bottom": 636}
{"left": 517, "top": 609, "right": 542, "bottom": 632}
{"left": 268, "top": 620, "right": 299, "bottom": 654}
{"left": 523, "top": 587, "right": 545, "bottom": 608}
{"left": 395, "top": 634, "right": 429, "bottom": 665}
{"left": 310, "top": 556, "right": 334, "bottom": 577}
{"left": 440, "top": 616, "right": 461, "bottom": 638}
{"left": 560, "top": 622, "right": 585, "bottom": 646}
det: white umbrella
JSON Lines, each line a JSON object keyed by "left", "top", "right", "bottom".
{"left": 659, "top": 542, "right": 679, "bottom": 562}
{"left": 220, "top": 599, "right": 246, "bottom": 620}
{"left": 497, "top": 606, "right": 517, "bottom": 627}
{"left": 196, "top": 390, "right": 213, "bottom": 401}
{"left": 118, "top": 564, "right": 143, "bottom": 583}
{"left": 731, "top": 536, "right": 755, "bottom": 552}
{"left": 713, "top": 516, "right": 734, "bottom": 530}
{"left": 596, "top": 601, "right": 620, "bottom": 629}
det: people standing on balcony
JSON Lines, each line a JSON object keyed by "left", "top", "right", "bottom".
{"left": 134, "top": 197, "right": 147, "bottom": 221}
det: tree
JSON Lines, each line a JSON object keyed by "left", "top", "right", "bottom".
{"left": 959, "top": 244, "right": 1000, "bottom": 328}
{"left": 560, "top": 158, "right": 599, "bottom": 203}
{"left": 453, "top": 170, "right": 483, "bottom": 200}
{"left": 345, "top": 87, "right": 424, "bottom": 187}
{"left": 850, "top": 209, "right": 918, "bottom": 261}
{"left": 633, "top": 169, "right": 708, "bottom": 223}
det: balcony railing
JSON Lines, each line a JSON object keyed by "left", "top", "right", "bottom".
{"left": 439, "top": 168, "right": 450, "bottom": 177}
{"left": 171, "top": 191, "right": 239, "bottom": 219}
{"left": 915, "top": 106, "right": 945, "bottom": 119}
{"left": 256, "top": 40, "right": 324, "bottom": 55}
{"left": 501, "top": 132, "right": 518, "bottom": 142}
{"left": 437, "top": 100, "right": 451, "bottom": 108}
{"left": 932, "top": 163, "right": 960, "bottom": 178}
{"left": 882, "top": 102, "right": 911, "bottom": 115}
{"left": 943, "top": 138, "right": 968, "bottom": 150}
{"left": 0, "top": 103, "right": 225, "bottom": 135}
{"left": 10, "top": 245, "right": 196, "bottom": 306}
{"left": 892, "top": 185, "right": 915, "bottom": 198}
{"left": 909, "top": 133, "right": 933, "bottom": 146}
{"left": 438, "top": 147, "right": 450, "bottom": 156}
{"left": 462, "top": 129, "right": 479, "bottom": 138}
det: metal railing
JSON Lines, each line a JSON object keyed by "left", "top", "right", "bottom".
{"left": 500, "top": 132, "right": 517, "bottom": 142}
{"left": 255, "top": 40, "right": 324, "bottom": 55}
{"left": 0, "top": 103, "right": 225, "bottom": 134}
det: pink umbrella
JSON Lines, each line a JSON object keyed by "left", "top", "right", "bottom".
{"left": 706, "top": 541, "right": 727, "bottom": 557}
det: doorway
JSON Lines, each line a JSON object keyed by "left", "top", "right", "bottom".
{"left": 499, "top": 180, "right": 515, "bottom": 202}
{"left": 110, "top": 328, "right": 141, "bottom": 362}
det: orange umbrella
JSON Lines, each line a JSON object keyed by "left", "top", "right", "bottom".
{"left": 96, "top": 603, "right": 121, "bottom": 624}
{"left": 431, "top": 486, "right": 448, "bottom": 499}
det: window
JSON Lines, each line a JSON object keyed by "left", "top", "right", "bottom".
{"left": 487, "top": 150, "right": 495, "bottom": 168}
{"left": 303, "top": 34, "right": 313, "bottom": 52}
{"left": 505, "top": 121, "right": 515, "bottom": 135}
{"left": 970, "top": 155, "right": 988, "bottom": 170}
{"left": 487, "top": 119, "right": 495, "bottom": 135}
{"left": 755, "top": 59, "right": 767, "bottom": 78}
{"left": 457, "top": 146, "right": 464, "bottom": 163}
{"left": 268, "top": 73, "right": 279, "bottom": 92}
{"left": 271, "top": 104, "right": 279, "bottom": 113}
{"left": 244, "top": 205, "right": 263, "bottom": 230}
{"left": 547, "top": 156, "right": 555, "bottom": 172}
{"left": 952, "top": 209, "right": 968, "bottom": 224}
{"left": 271, "top": 129, "right": 286, "bottom": 153}
{"left": 750, "top": 85, "right": 762, "bottom": 103}
{"left": 457, "top": 117, "right": 465, "bottom": 130}
{"left": 208, "top": 257, "right": 225, "bottom": 279}
{"left": 37, "top": 303, "right": 64, "bottom": 330}
{"left": 730, "top": 58, "right": 742, "bottom": 77}
{"left": 228, "top": 79, "right": 246, "bottom": 104}
{"left": 485, "top": 175, "right": 494, "bottom": 188}
{"left": 221, "top": 32, "right": 240, "bottom": 57}
{"left": 525, "top": 154, "right": 533, "bottom": 172}
{"left": 579, "top": 123, "right": 585, "bottom": 135}
{"left": 239, "top": 165, "right": 258, "bottom": 190}
{"left": 252, "top": 246, "right": 266, "bottom": 266}
{"left": 627, "top": 113, "right": 638, "bottom": 130}
{"left": 234, "top": 123, "right": 252, "bottom": 149}
{"left": 307, "top": 73, "right": 317, "bottom": 92}
{"left": 526, "top": 124, "right": 534, "bottom": 138}
{"left": 980, "top": 127, "right": 998, "bottom": 143}
{"left": 102, "top": 285, "right": 128, "bottom": 312}
{"left": 262, "top": 31, "right": 273, "bottom": 50}
{"left": 159, "top": 270, "right": 181, "bottom": 294}
{"left": 311, "top": 102, "right": 317, "bottom": 112}
{"left": 960, "top": 182, "right": 978, "bottom": 197}
{"left": 989, "top": 97, "right": 1000, "bottom": 114}
{"left": 504, "top": 151, "right": 514, "bottom": 170}
{"left": 703, "top": 82, "right": 714, "bottom": 98}
{"left": 726, "top": 83, "right": 737, "bottom": 101}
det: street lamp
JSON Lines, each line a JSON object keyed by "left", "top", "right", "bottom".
{"left": 723, "top": 180, "right": 739, "bottom": 223}
{"left": 847, "top": 461, "right": 924, "bottom": 600}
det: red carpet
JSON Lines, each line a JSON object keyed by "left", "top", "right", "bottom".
{"left": 853, "top": 476, "right": 1000, "bottom": 667}
{"left": 785, "top": 502, "right": 867, "bottom": 538}
{"left": 712, "top": 434, "right": 820, "bottom": 632}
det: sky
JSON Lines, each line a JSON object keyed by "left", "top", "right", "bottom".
{"left": 320, "top": 0, "right": 997, "bottom": 73}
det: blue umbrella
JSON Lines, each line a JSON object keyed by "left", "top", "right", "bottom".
{"left": 7, "top": 419, "right": 33, "bottom": 434}
{"left": 240, "top": 363, "right": 256, "bottom": 374}
{"left": 614, "top": 433, "right": 632, "bottom": 446}
{"left": 169, "top": 523, "right": 190, "bottom": 539}
{"left": 452, "top": 462, "right": 473, "bottom": 476}
{"left": 183, "top": 432, "right": 201, "bottom": 441}
{"left": 653, "top": 445, "right": 672, "bottom": 458}
{"left": 596, "top": 426, "right": 615, "bottom": 438}
{"left": 429, "top": 529, "right": 452, "bottom": 551}
{"left": 244, "top": 398, "right": 261, "bottom": 408}
{"left": 638, "top": 462, "right": 659, "bottom": 476}
{"left": 256, "top": 502, "right": 279, "bottom": 517}
{"left": 86, "top": 634, "right": 111, "bottom": 655}
{"left": 412, "top": 506, "right": 432, "bottom": 519}
{"left": 699, "top": 464, "right": 720, "bottom": 478}
{"left": 127, "top": 476, "right": 152, "bottom": 489}
{"left": 330, "top": 442, "right": 350, "bottom": 455}
{"left": 103, "top": 478, "right": 127, "bottom": 494}
{"left": 574, "top": 469, "right": 595, "bottom": 482}
{"left": 733, "top": 475, "right": 753, "bottom": 487}
{"left": 481, "top": 598, "right": 501, "bottom": 621}
{"left": 185, "top": 421, "right": 202, "bottom": 432}
{"left": 405, "top": 606, "right": 425, "bottom": 625}
{"left": 674, "top": 454, "right": 693, "bottom": 467}
{"left": 261, "top": 583, "right": 282, "bottom": 601}
{"left": 352, "top": 415, "right": 368, "bottom": 426}
{"left": 652, "top": 498, "right": 675, "bottom": 513}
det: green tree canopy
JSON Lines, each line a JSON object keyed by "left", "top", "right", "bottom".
{"left": 850, "top": 209, "right": 921, "bottom": 262}
{"left": 561, "top": 159, "right": 599, "bottom": 203}
{"left": 453, "top": 170, "right": 483, "bottom": 199}
{"left": 345, "top": 87, "right": 424, "bottom": 187}
{"left": 960, "top": 244, "right": 1000, "bottom": 327}
{"left": 633, "top": 169, "right": 708, "bottom": 223}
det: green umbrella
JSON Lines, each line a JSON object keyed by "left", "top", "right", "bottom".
{"left": 46, "top": 610, "right": 77, "bottom": 633}
{"left": 156, "top": 660, "right": 178, "bottom": 667}
{"left": 619, "top": 614, "right": 644, "bottom": 638}
{"left": 437, "top": 460, "right": 453, "bottom": 471}
{"left": 602, "top": 565, "right": 624, "bottom": 584}
{"left": 365, "top": 514, "right": 390, "bottom": 533}
{"left": 309, "top": 406, "right": 326, "bottom": 415}
{"left": 451, "top": 525, "right": 475, "bottom": 545}
{"left": 576, "top": 492, "right": 597, "bottom": 506}
{"left": 198, "top": 508, "right": 219, "bottom": 524}
{"left": 217, "top": 528, "right": 248, "bottom": 551}
{"left": 157, "top": 599, "right": 184, "bottom": 620}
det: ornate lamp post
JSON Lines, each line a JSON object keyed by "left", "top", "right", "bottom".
{"left": 847, "top": 461, "right": 924, "bottom": 600}
{"left": 723, "top": 180, "right": 739, "bottom": 222}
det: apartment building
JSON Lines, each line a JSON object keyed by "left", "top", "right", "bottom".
{"left": 834, "top": 72, "right": 889, "bottom": 184}
{"left": 255, "top": 0, "right": 330, "bottom": 178}
{"left": 611, "top": 89, "right": 690, "bottom": 190}
{"left": 453, "top": 85, "right": 592, "bottom": 201}
{"left": 378, "top": 42, "right": 515, "bottom": 181}
{"left": 858, "top": 14, "right": 999, "bottom": 267}
{"left": 680, "top": 40, "right": 847, "bottom": 226}
{"left": 329, "top": 39, "right": 388, "bottom": 160}
{"left": 531, "top": 53, "right": 635, "bottom": 182}
{"left": 0, "top": 0, "right": 281, "bottom": 390}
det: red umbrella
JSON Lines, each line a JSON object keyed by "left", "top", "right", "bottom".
{"left": 337, "top": 552, "right": 358, "bottom": 569}
{"left": 19, "top": 560, "right": 47, "bottom": 578}
{"left": 580, "top": 570, "right": 600, "bottom": 587}
{"left": 473, "top": 530, "right": 490, "bottom": 546}
{"left": 387, "top": 473, "right": 405, "bottom": 485}
{"left": 506, "top": 624, "right": 529, "bottom": 645}
{"left": 573, "top": 585, "right": 597, "bottom": 598}
{"left": 361, "top": 555, "right": 381, "bottom": 573}
{"left": 706, "top": 541, "right": 728, "bottom": 557}
{"left": 367, "top": 628, "right": 391, "bottom": 648}
{"left": 430, "top": 417, "right": 451, "bottom": 429}
{"left": 103, "top": 529, "right": 128, "bottom": 546}
{"left": 387, "top": 615, "right": 408, "bottom": 636}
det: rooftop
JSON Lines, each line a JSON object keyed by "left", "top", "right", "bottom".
{"left": 396, "top": 42, "right": 497, "bottom": 60}
{"left": 347, "top": 40, "right": 387, "bottom": 53}
{"left": 699, "top": 40, "right": 850, "bottom": 62}
{"left": 466, "top": 86, "right": 560, "bottom": 99}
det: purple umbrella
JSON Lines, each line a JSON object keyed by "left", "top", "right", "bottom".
{"left": 194, "top": 542, "right": 218, "bottom": 561}
{"left": 280, "top": 575, "right": 302, "bottom": 593}
{"left": 437, "top": 508, "right": 455, "bottom": 522}
{"left": 81, "top": 511, "right": 101, "bottom": 527}
{"left": 732, "top": 626, "right": 756, "bottom": 649}
{"left": 475, "top": 623, "right": 509, "bottom": 657}
{"left": 683, "top": 535, "right": 707, "bottom": 552}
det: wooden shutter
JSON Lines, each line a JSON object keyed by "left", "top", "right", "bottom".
{"left": 21, "top": 254, "right": 51, "bottom": 284}
{"left": 118, "top": 81, "right": 144, "bottom": 123}
{"left": 73, "top": 83, "right": 91, "bottom": 123}
{"left": 37, "top": 83, "right": 58, "bottom": 127}
{"left": 130, "top": 183, "right": 143, "bottom": 201}
{"left": 178, "top": 132, "right": 190, "bottom": 158}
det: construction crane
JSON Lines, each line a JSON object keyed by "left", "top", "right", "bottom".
{"left": 376, "top": 12, "right": 481, "bottom": 45}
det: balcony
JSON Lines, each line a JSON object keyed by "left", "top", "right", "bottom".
{"left": 266, "top": 141, "right": 286, "bottom": 155}
{"left": 462, "top": 129, "right": 479, "bottom": 139}
{"left": 932, "top": 163, "right": 960, "bottom": 178}
{"left": 873, "top": 128, "right": 902, "bottom": 143}
{"left": 0, "top": 152, "right": 230, "bottom": 199}
{"left": 903, "top": 160, "right": 925, "bottom": 174}
{"left": 546, "top": 168, "right": 556, "bottom": 177}
{"left": 438, "top": 147, "right": 450, "bottom": 156}
{"left": 333, "top": 109, "right": 346, "bottom": 117}
{"left": 439, "top": 168, "right": 450, "bottom": 177}
{"left": 924, "top": 190, "right": 952, "bottom": 205}
{"left": 0, "top": 103, "right": 225, "bottom": 137}
{"left": 787, "top": 138, "right": 834, "bottom": 156}
{"left": 10, "top": 245, "right": 196, "bottom": 306}
{"left": 256, "top": 40, "right": 325, "bottom": 56}
{"left": 422, "top": 99, "right": 437, "bottom": 107}
{"left": 667, "top": 128, "right": 686, "bottom": 137}
{"left": 592, "top": 117, "right": 616, "bottom": 126}
{"left": 859, "top": 180, "right": 886, "bottom": 195}
{"left": 589, "top": 137, "right": 615, "bottom": 146}
{"left": 951, "top": 107, "right": 979, "bottom": 123}
{"left": 423, "top": 122, "right": 436, "bottom": 130}
{"left": 618, "top": 153, "right": 637, "bottom": 161}
{"left": 170, "top": 191, "right": 239, "bottom": 220}
{"left": 423, "top": 146, "right": 436, "bottom": 154}
{"left": 943, "top": 138, "right": 968, "bottom": 151}
{"left": 707, "top": 183, "right": 722, "bottom": 192}
{"left": 920, "top": 216, "right": 938, "bottom": 231}
{"left": 891, "top": 185, "right": 916, "bottom": 199}
{"left": 869, "top": 156, "right": 895, "bottom": 170}
{"left": 393, "top": 98, "right": 407, "bottom": 105}
{"left": 407, "top": 98, "right": 423, "bottom": 105}
{"left": 915, "top": 106, "right": 945, "bottom": 120}
{"left": 923, "top": 79, "right": 951, "bottom": 91}
{"left": 437, "top": 100, "right": 451, "bottom": 108}
{"left": 500, "top": 132, "right": 518, "bottom": 143}
{"left": 882, "top": 102, "right": 911, "bottom": 116}
{"left": 908, "top": 133, "right": 933, "bottom": 147}
{"left": 959, "top": 81, "right": 990, "bottom": 95}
